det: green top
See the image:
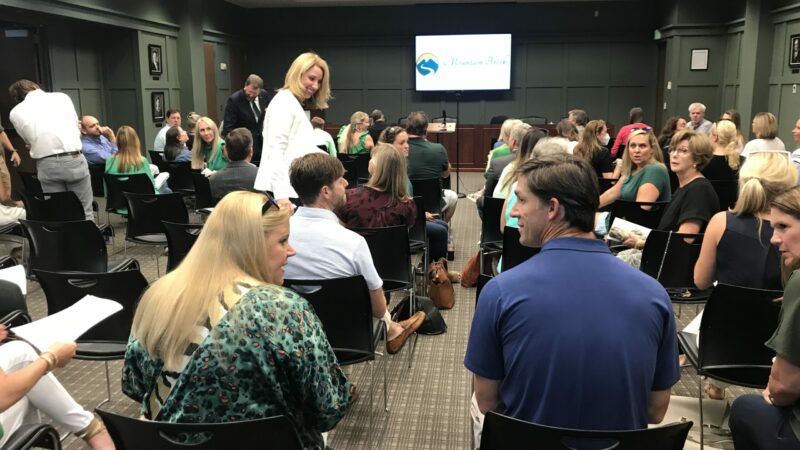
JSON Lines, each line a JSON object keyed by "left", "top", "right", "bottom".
{"left": 105, "top": 155, "right": 158, "bottom": 214}
{"left": 619, "top": 163, "right": 671, "bottom": 203}
{"left": 766, "top": 271, "right": 800, "bottom": 440}
{"left": 122, "top": 285, "right": 351, "bottom": 450}
{"left": 203, "top": 141, "right": 228, "bottom": 171}
{"left": 336, "top": 126, "right": 370, "bottom": 155}
{"left": 408, "top": 137, "right": 448, "bottom": 180}
{"left": 324, "top": 140, "right": 336, "bottom": 157}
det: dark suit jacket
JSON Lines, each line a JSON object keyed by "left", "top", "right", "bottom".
{"left": 209, "top": 160, "right": 259, "bottom": 201}
{"left": 222, "top": 89, "right": 271, "bottom": 141}
{"left": 368, "top": 120, "right": 387, "bottom": 145}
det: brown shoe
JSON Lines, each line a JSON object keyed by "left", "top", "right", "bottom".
{"left": 388, "top": 311, "right": 425, "bottom": 354}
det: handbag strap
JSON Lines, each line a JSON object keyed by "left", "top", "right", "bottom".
{"left": 655, "top": 231, "right": 673, "bottom": 282}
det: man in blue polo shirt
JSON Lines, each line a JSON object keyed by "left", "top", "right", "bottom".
{"left": 464, "top": 154, "right": 679, "bottom": 445}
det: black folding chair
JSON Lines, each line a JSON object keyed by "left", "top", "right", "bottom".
{"left": 409, "top": 196, "right": 428, "bottom": 293}
{"left": 640, "top": 230, "right": 710, "bottom": 314}
{"left": 157, "top": 160, "right": 194, "bottom": 195}
{"left": 677, "top": 283, "right": 782, "bottom": 449}
{"left": 19, "top": 219, "right": 137, "bottom": 276}
{"left": 500, "top": 227, "right": 540, "bottom": 272}
{"left": 103, "top": 173, "right": 155, "bottom": 218}
{"left": 284, "top": 276, "right": 387, "bottom": 415}
{"left": 162, "top": 221, "right": 202, "bottom": 272}
{"left": 148, "top": 150, "right": 165, "bottom": 165}
{"left": 480, "top": 197, "right": 505, "bottom": 275}
{"left": 1, "top": 423, "right": 62, "bottom": 450}
{"left": 480, "top": 411, "right": 692, "bottom": 450}
{"left": 190, "top": 172, "right": 217, "bottom": 212}
{"left": 88, "top": 163, "right": 105, "bottom": 198}
{"left": 410, "top": 178, "right": 443, "bottom": 216}
{"left": 337, "top": 154, "right": 358, "bottom": 188}
{"left": 608, "top": 200, "right": 670, "bottom": 230}
{"left": 19, "top": 190, "right": 113, "bottom": 241}
{"left": 97, "top": 410, "right": 302, "bottom": 450}
{"left": 123, "top": 192, "right": 188, "bottom": 276}
{"left": 352, "top": 226, "right": 417, "bottom": 366}
{"left": 35, "top": 268, "right": 149, "bottom": 407}
{"left": 17, "top": 172, "right": 43, "bottom": 195}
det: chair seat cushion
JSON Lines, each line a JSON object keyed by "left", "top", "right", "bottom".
{"left": 127, "top": 234, "right": 167, "bottom": 245}
{"left": 108, "top": 257, "right": 139, "bottom": 272}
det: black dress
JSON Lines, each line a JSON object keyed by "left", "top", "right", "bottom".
{"left": 702, "top": 155, "right": 743, "bottom": 181}
{"left": 657, "top": 177, "right": 719, "bottom": 231}
{"left": 716, "top": 212, "right": 782, "bottom": 290}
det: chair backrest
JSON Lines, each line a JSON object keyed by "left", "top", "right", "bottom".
{"left": 481, "top": 412, "right": 692, "bottom": 450}
{"left": 698, "top": 283, "right": 782, "bottom": 387}
{"left": 639, "top": 230, "right": 703, "bottom": 289}
{"left": 123, "top": 192, "right": 188, "bottom": 239}
{"left": 501, "top": 227, "right": 540, "bottom": 272}
{"left": 482, "top": 197, "right": 505, "bottom": 247}
{"left": 148, "top": 150, "right": 165, "bottom": 165}
{"left": 338, "top": 155, "right": 358, "bottom": 187}
{"left": 20, "top": 219, "right": 108, "bottom": 273}
{"left": 34, "top": 269, "right": 148, "bottom": 342}
{"left": 19, "top": 191, "right": 85, "bottom": 222}
{"left": 17, "top": 172, "right": 43, "bottom": 195}
{"left": 608, "top": 200, "right": 670, "bottom": 230}
{"left": 354, "top": 153, "right": 371, "bottom": 183}
{"left": 0, "top": 255, "right": 18, "bottom": 270}
{"left": 409, "top": 196, "right": 427, "bottom": 245}
{"left": 88, "top": 164, "right": 105, "bottom": 197}
{"left": 283, "top": 276, "right": 375, "bottom": 365}
{"left": 410, "top": 178, "right": 443, "bottom": 215}
{"left": 97, "top": 410, "right": 303, "bottom": 450}
{"left": 191, "top": 172, "right": 217, "bottom": 209}
{"left": 157, "top": 161, "right": 194, "bottom": 193}
{"left": 162, "top": 221, "right": 202, "bottom": 272}
{"left": 520, "top": 115, "right": 547, "bottom": 125}
{"left": 352, "top": 225, "right": 413, "bottom": 285}
{"left": 103, "top": 173, "right": 155, "bottom": 214}
{"left": 708, "top": 179, "right": 738, "bottom": 212}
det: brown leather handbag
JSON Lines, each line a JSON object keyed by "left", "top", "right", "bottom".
{"left": 460, "top": 251, "right": 481, "bottom": 288}
{"left": 427, "top": 257, "right": 455, "bottom": 309}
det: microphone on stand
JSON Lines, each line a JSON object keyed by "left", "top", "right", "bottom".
{"left": 442, "top": 110, "right": 447, "bottom": 130}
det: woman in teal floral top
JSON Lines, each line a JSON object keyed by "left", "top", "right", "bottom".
{"left": 191, "top": 116, "right": 228, "bottom": 172}
{"left": 122, "top": 191, "right": 350, "bottom": 449}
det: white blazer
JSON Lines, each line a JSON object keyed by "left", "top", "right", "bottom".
{"left": 254, "top": 89, "right": 323, "bottom": 199}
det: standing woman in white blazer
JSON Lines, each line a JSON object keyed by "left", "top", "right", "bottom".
{"left": 255, "top": 52, "right": 331, "bottom": 208}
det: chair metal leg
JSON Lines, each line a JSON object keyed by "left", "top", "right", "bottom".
{"left": 698, "top": 374, "right": 705, "bottom": 449}
{"left": 369, "top": 359, "right": 374, "bottom": 443}
{"left": 96, "top": 361, "right": 112, "bottom": 409}
{"left": 383, "top": 331, "right": 389, "bottom": 413}
{"left": 407, "top": 289, "right": 417, "bottom": 369}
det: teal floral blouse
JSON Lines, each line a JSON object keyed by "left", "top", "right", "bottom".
{"left": 122, "top": 285, "right": 351, "bottom": 450}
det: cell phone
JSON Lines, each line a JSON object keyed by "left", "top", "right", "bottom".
{"left": 430, "top": 213, "right": 440, "bottom": 218}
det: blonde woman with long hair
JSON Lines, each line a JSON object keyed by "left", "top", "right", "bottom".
{"left": 122, "top": 191, "right": 350, "bottom": 449}
{"left": 336, "top": 111, "right": 374, "bottom": 154}
{"left": 255, "top": 52, "right": 332, "bottom": 207}
{"left": 191, "top": 116, "right": 227, "bottom": 172}
{"left": 703, "top": 120, "right": 743, "bottom": 181}
{"left": 337, "top": 143, "right": 415, "bottom": 228}
{"left": 599, "top": 128, "right": 671, "bottom": 208}
{"left": 105, "top": 126, "right": 158, "bottom": 213}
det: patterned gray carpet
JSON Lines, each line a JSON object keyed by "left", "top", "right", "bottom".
{"left": 19, "top": 172, "right": 746, "bottom": 449}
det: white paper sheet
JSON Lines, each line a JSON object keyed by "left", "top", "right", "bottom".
{"left": 0, "top": 265, "right": 26, "bottom": 295}
{"left": 11, "top": 295, "right": 123, "bottom": 352}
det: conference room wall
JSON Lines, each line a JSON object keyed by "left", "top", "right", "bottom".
{"left": 768, "top": 4, "right": 800, "bottom": 147}
{"left": 244, "top": 2, "right": 660, "bottom": 128}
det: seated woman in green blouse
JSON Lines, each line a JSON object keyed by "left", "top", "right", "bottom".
{"left": 122, "top": 191, "right": 351, "bottom": 450}
{"left": 337, "top": 111, "right": 374, "bottom": 154}
{"left": 191, "top": 116, "right": 228, "bottom": 173}
{"left": 599, "top": 127, "right": 671, "bottom": 208}
{"left": 105, "top": 126, "right": 160, "bottom": 214}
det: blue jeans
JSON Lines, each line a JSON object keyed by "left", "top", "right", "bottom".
{"left": 426, "top": 219, "right": 448, "bottom": 262}
{"left": 730, "top": 394, "right": 800, "bottom": 450}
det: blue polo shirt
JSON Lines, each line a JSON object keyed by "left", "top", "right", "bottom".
{"left": 465, "top": 237, "right": 679, "bottom": 431}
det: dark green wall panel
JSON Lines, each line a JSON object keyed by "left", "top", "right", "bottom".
{"left": 525, "top": 87, "right": 564, "bottom": 123}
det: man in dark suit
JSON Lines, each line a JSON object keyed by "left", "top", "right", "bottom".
{"left": 368, "top": 109, "right": 387, "bottom": 145}
{"left": 209, "top": 128, "right": 259, "bottom": 201}
{"left": 222, "top": 74, "right": 270, "bottom": 164}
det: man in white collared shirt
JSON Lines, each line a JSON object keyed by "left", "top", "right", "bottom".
{"left": 153, "top": 109, "right": 181, "bottom": 153}
{"left": 283, "top": 153, "right": 424, "bottom": 355}
{"left": 8, "top": 79, "right": 93, "bottom": 219}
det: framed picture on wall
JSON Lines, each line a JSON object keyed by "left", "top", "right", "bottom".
{"left": 690, "top": 49, "right": 709, "bottom": 71}
{"left": 151, "top": 92, "right": 165, "bottom": 122}
{"left": 148, "top": 44, "right": 163, "bottom": 76}
{"left": 790, "top": 35, "right": 800, "bottom": 68}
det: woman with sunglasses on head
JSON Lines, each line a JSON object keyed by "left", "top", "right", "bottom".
{"left": 599, "top": 128, "right": 671, "bottom": 209}
{"left": 122, "top": 191, "right": 350, "bottom": 450}
{"left": 255, "top": 52, "right": 331, "bottom": 209}
{"left": 336, "top": 111, "right": 374, "bottom": 155}
{"left": 728, "top": 184, "right": 800, "bottom": 450}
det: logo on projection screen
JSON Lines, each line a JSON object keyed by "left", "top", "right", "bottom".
{"left": 416, "top": 53, "right": 439, "bottom": 76}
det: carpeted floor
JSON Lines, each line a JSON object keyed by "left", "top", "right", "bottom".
{"left": 19, "top": 172, "right": 748, "bottom": 449}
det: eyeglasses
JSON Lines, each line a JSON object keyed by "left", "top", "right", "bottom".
{"left": 262, "top": 193, "right": 280, "bottom": 215}
{"left": 669, "top": 146, "right": 690, "bottom": 155}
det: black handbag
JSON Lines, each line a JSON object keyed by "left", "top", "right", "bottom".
{"left": 391, "top": 295, "right": 447, "bottom": 335}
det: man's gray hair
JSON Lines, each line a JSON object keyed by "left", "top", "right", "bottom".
{"left": 509, "top": 123, "right": 532, "bottom": 151}
{"left": 688, "top": 102, "right": 706, "bottom": 113}
{"left": 531, "top": 137, "right": 569, "bottom": 159}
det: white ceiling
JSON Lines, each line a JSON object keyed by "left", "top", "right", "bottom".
{"left": 225, "top": 0, "right": 592, "bottom": 8}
